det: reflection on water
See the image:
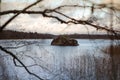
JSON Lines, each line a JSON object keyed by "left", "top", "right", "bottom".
{"left": 0, "top": 39, "right": 120, "bottom": 80}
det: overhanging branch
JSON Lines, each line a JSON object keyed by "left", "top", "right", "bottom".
{"left": 0, "top": 0, "right": 43, "bottom": 31}
{"left": 0, "top": 3, "right": 120, "bottom": 35}
{"left": 0, "top": 10, "right": 120, "bottom": 35}
{"left": 0, "top": 45, "right": 44, "bottom": 80}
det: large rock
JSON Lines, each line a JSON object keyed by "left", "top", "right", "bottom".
{"left": 51, "top": 35, "right": 79, "bottom": 46}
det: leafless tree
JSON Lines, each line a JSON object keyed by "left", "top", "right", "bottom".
{"left": 0, "top": 0, "right": 120, "bottom": 80}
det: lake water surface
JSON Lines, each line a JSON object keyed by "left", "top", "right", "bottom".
{"left": 0, "top": 39, "right": 120, "bottom": 80}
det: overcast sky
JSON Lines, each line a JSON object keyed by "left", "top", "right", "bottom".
{"left": 2, "top": 0, "right": 36, "bottom": 2}
{"left": 2, "top": 0, "right": 120, "bottom": 3}
{"left": 1, "top": 0, "right": 119, "bottom": 34}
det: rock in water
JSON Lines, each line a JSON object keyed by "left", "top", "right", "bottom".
{"left": 51, "top": 35, "right": 79, "bottom": 46}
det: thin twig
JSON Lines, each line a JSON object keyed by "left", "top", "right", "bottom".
{"left": 0, "top": 0, "right": 43, "bottom": 31}
{"left": 0, "top": 45, "right": 44, "bottom": 80}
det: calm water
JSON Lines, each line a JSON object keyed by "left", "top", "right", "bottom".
{"left": 0, "top": 39, "right": 120, "bottom": 80}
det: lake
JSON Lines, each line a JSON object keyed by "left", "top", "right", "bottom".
{"left": 0, "top": 39, "right": 120, "bottom": 80}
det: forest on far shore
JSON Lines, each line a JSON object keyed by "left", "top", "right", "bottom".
{"left": 0, "top": 30, "right": 119, "bottom": 39}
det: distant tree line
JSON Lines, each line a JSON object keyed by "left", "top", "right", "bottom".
{"left": 0, "top": 0, "right": 120, "bottom": 80}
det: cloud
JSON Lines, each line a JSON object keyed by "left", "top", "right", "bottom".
{"left": 1, "top": 1, "right": 119, "bottom": 35}
{"left": 1, "top": 14, "right": 99, "bottom": 34}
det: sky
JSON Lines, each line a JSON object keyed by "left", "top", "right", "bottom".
{"left": 1, "top": 0, "right": 120, "bottom": 35}
{"left": 2, "top": 0, "right": 120, "bottom": 3}
{"left": 2, "top": 0, "right": 36, "bottom": 2}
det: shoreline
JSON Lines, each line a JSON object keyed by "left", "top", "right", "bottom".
{"left": 0, "top": 30, "right": 120, "bottom": 39}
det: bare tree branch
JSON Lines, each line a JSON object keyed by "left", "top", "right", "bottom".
{"left": 1, "top": 4, "right": 120, "bottom": 16}
{"left": 0, "top": 4, "right": 120, "bottom": 35}
{"left": 0, "top": 45, "right": 44, "bottom": 80}
{"left": 0, "top": 1, "right": 120, "bottom": 35}
{"left": 0, "top": 10, "right": 44, "bottom": 15}
{"left": 0, "top": 1, "right": 120, "bottom": 80}
{"left": 0, "top": 0, "right": 43, "bottom": 31}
